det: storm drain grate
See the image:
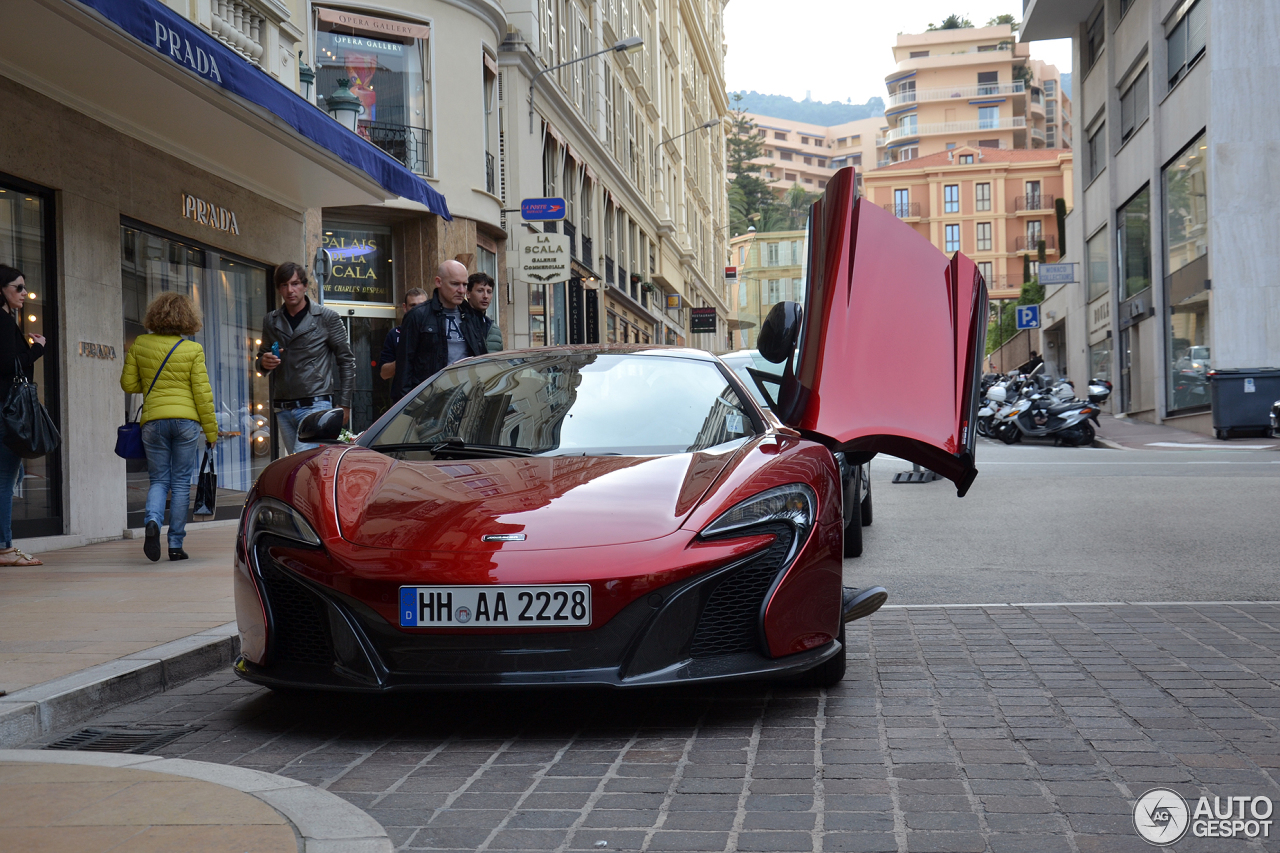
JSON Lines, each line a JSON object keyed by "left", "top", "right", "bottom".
{"left": 43, "top": 725, "right": 203, "bottom": 754}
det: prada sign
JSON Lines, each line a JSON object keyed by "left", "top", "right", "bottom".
{"left": 182, "top": 193, "right": 239, "bottom": 236}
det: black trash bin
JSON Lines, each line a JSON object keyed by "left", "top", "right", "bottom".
{"left": 1206, "top": 368, "right": 1280, "bottom": 439}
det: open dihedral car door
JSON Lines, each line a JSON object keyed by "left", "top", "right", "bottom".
{"left": 778, "top": 166, "right": 988, "bottom": 496}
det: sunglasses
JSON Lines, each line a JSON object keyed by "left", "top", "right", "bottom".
{"left": 7, "top": 283, "right": 25, "bottom": 292}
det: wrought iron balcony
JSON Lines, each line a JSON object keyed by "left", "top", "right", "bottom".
{"left": 1011, "top": 193, "right": 1055, "bottom": 212}
{"left": 360, "top": 122, "right": 432, "bottom": 177}
{"left": 1014, "top": 234, "right": 1057, "bottom": 252}
{"left": 884, "top": 202, "right": 921, "bottom": 218}
{"left": 564, "top": 220, "right": 577, "bottom": 259}
{"left": 582, "top": 237, "right": 593, "bottom": 269}
{"left": 605, "top": 256, "right": 615, "bottom": 285}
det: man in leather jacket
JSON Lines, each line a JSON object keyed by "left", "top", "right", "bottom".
{"left": 256, "top": 262, "right": 355, "bottom": 453}
{"left": 395, "top": 260, "right": 488, "bottom": 399}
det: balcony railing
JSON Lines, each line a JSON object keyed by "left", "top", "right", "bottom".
{"left": 360, "top": 122, "right": 432, "bottom": 177}
{"left": 211, "top": 0, "right": 265, "bottom": 64}
{"left": 605, "top": 256, "right": 615, "bottom": 285}
{"left": 1014, "top": 234, "right": 1057, "bottom": 252}
{"left": 884, "top": 202, "right": 921, "bottom": 218}
{"left": 887, "top": 81, "right": 1025, "bottom": 107}
{"left": 876, "top": 158, "right": 893, "bottom": 168}
{"left": 885, "top": 116, "right": 1025, "bottom": 143}
{"left": 582, "top": 237, "right": 593, "bottom": 269}
{"left": 1011, "top": 193, "right": 1055, "bottom": 212}
{"left": 564, "top": 220, "right": 577, "bottom": 259}
{"left": 485, "top": 152, "right": 496, "bottom": 195}
{"left": 1029, "top": 127, "right": 1047, "bottom": 143}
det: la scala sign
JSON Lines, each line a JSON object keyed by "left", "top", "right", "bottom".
{"left": 518, "top": 234, "right": 570, "bottom": 283}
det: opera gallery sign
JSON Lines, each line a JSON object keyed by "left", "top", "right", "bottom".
{"left": 519, "top": 234, "right": 570, "bottom": 283}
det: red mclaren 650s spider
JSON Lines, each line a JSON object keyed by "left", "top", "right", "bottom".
{"left": 233, "top": 168, "right": 988, "bottom": 692}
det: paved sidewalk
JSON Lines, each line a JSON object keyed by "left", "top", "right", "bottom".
{"left": 1095, "top": 413, "right": 1278, "bottom": 451}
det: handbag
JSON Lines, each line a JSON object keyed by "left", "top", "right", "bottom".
{"left": 193, "top": 449, "right": 217, "bottom": 516}
{"left": 2, "top": 359, "right": 61, "bottom": 459}
{"left": 115, "top": 339, "right": 185, "bottom": 460}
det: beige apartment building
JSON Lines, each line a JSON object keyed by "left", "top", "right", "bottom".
{"left": 863, "top": 146, "right": 1073, "bottom": 302}
{"left": 881, "top": 24, "right": 1072, "bottom": 166}
{"left": 728, "top": 229, "right": 806, "bottom": 350}
{"left": 745, "top": 114, "right": 885, "bottom": 196}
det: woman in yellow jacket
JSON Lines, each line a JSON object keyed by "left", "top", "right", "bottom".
{"left": 120, "top": 293, "right": 218, "bottom": 562}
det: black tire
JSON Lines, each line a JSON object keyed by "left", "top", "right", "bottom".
{"left": 1074, "top": 422, "right": 1096, "bottom": 447}
{"left": 843, "top": 508, "right": 863, "bottom": 558}
{"left": 860, "top": 481, "right": 873, "bottom": 527}
{"left": 998, "top": 425, "right": 1020, "bottom": 444}
{"left": 977, "top": 416, "right": 991, "bottom": 438}
{"left": 796, "top": 619, "right": 846, "bottom": 688}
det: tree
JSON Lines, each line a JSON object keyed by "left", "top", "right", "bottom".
{"left": 784, "top": 183, "right": 815, "bottom": 230}
{"left": 986, "top": 13, "right": 1019, "bottom": 33}
{"left": 726, "top": 92, "right": 778, "bottom": 237}
{"left": 927, "top": 14, "right": 974, "bottom": 30}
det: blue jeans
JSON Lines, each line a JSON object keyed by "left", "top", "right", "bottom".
{"left": 0, "top": 441, "right": 22, "bottom": 548}
{"left": 275, "top": 396, "right": 333, "bottom": 454}
{"left": 141, "top": 418, "right": 203, "bottom": 549}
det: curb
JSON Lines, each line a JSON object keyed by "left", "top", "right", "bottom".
{"left": 0, "top": 623, "right": 240, "bottom": 749}
{"left": 0, "top": 750, "right": 393, "bottom": 852}
{"left": 1092, "top": 437, "right": 1127, "bottom": 450}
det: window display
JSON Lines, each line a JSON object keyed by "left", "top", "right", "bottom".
{"left": 1163, "top": 133, "right": 1209, "bottom": 412}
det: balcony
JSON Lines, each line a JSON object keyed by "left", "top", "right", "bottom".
{"left": 360, "top": 122, "right": 432, "bottom": 177}
{"left": 1014, "top": 234, "right": 1057, "bottom": 252}
{"left": 211, "top": 0, "right": 266, "bottom": 64}
{"left": 605, "top": 256, "right": 615, "bottom": 285}
{"left": 564, "top": 220, "right": 577, "bottom": 260}
{"left": 887, "top": 81, "right": 1025, "bottom": 107}
{"left": 876, "top": 158, "right": 893, "bottom": 168}
{"left": 1011, "top": 193, "right": 1055, "bottom": 213}
{"left": 884, "top": 116, "right": 1025, "bottom": 143}
{"left": 1029, "top": 127, "right": 1047, "bottom": 145}
{"left": 486, "top": 151, "right": 495, "bottom": 195}
{"left": 582, "top": 237, "right": 593, "bottom": 270}
{"left": 884, "top": 202, "right": 921, "bottom": 218}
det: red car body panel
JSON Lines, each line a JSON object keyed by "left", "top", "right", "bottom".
{"left": 785, "top": 166, "right": 988, "bottom": 495}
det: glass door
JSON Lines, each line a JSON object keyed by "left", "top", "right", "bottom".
{"left": 334, "top": 303, "right": 397, "bottom": 432}
{"left": 0, "top": 175, "right": 61, "bottom": 538}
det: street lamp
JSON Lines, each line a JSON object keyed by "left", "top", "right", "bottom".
{"left": 652, "top": 118, "right": 718, "bottom": 188}
{"left": 529, "top": 36, "right": 643, "bottom": 133}
{"left": 297, "top": 52, "right": 315, "bottom": 103}
{"left": 326, "top": 78, "right": 364, "bottom": 132}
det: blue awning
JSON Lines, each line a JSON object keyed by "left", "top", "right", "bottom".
{"left": 76, "top": 0, "right": 450, "bottom": 219}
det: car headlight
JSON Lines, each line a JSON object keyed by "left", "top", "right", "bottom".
{"left": 245, "top": 497, "right": 321, "bottom": 547}
{"left": 700, "top": 484, "right": 816, "bottom": 542}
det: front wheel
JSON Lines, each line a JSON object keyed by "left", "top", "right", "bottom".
{"left": 998, "top": 424, "right": 1021, "bottom": 444}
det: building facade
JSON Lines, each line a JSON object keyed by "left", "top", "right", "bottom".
{"left": 499, "top": 0, "right": 732, "bottom": 354}
{"left": 745, "top": 114, "right": 884, "bottom": 196}
{"left": 1023, "top": 0, "right": 1278, "bottom": 436}
{"left": 0, "top": 0, "right": 495, "bottom": 546}
{"left": 864, "top": 147, "right": 1073, "bottom": 301}
{"left": 880, "top": 24, "right": 1072, "bottom": 166}
{"left": 728, "top": 229, "right": 805, "bottom": 350}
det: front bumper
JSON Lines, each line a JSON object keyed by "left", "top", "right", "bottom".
{"left": 235, "top": 525, "right": 840, "bottom": 692}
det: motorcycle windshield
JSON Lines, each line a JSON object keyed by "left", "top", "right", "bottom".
{"left": 777, "top": 167, "right": 989, "bottom": 496}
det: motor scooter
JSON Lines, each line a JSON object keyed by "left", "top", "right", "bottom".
{"left": 997, "top": 395, "right": 1101, "bottom": 446}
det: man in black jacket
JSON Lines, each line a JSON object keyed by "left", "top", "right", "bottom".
{"left": 256, "top": 262, "right": 355, "bottom": 453}
{"left": 395, "top": 260, "right": 488, "bottom": 399}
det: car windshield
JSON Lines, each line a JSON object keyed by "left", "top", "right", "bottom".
{"left": 369, "top": 352, "right": 756, "bottom": 456}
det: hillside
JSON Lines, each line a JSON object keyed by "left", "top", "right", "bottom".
{"left": 732, "top": 91, "right": 885, "bottom": 125}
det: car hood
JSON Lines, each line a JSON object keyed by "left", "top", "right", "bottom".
{"left": 334, "top": 445, "right": 743, "bottom": 551}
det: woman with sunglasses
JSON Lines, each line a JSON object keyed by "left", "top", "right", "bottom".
{"left": 0, "top": 265, "right": 46, "bottom": 567}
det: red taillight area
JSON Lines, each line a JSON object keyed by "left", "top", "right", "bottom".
{"left": 790, "top": 632, "right": 834, "bottom": 653}
{"left": 233, "top": 545, "right": 267, "bottom": 665}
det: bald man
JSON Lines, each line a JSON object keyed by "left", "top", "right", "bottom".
{"left": 396, "top": 260, "right": 489, "bottom": 398}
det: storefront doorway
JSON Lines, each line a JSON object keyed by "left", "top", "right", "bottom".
{"left": 332, "top": 303, "right": 396, "bottom": 432}
{"left": 121, "top": 220, "right": 271, "bottom": 526}
{"left": 0, "top": 173, "right": 61, "bottom": 538}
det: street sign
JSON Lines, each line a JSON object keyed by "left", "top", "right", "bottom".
{"left": 520, "top": 197, "right": 566, "bottom": 221}
{"left": 690, "top": 307, "right": 717, "bottom": 333}
{"left": 518, "top": 234, "right": 570, "bottom": 282}
{"left": 724, "top": 266, "right": 738, "bottom": 280}
{"left": 1038, "top": 263, "right": 1076, "bottom": 285}
{"left": 1016, "top": 305, "right": 1041, "bottom": 330}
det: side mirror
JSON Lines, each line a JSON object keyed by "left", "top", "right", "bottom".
{"left": 757, "top": 301, "right": 803, "bottom": 365}
{"left": 297, "top": 408, "right": 345, "bottom": 443}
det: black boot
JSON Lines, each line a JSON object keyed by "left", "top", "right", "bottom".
{"left": 169, "top": 549, "right": 189, "bottom": 561}
{"left": 143, "top": 521, "right": 161, "bottom": 562}
{"left": 842, "top": 586, "right": 888, "bottom": 623}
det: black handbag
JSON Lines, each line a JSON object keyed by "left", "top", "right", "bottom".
{"left": 193, "top": 449, "right": 217, "bottom": 516}
{"left": 115, "top": 339, "right": 185, "bottom": 460}
{"left": 2, "top": 358, "right": 61, "bottom": 459}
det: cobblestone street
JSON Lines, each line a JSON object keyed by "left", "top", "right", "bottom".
{"left": 48, "top": 602, "right": 1280, "bottom": 852}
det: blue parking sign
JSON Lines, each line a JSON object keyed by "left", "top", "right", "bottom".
{"left": 1016, "top": 305, "right": 1040, "bottom": 329}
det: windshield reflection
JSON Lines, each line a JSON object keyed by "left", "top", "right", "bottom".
{"left": 370, "top": 353, "right": 755, "bottom": 456}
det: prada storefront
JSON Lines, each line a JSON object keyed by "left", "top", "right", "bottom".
{"left": 1, "top": 0, "right": 450, "bottom": 546}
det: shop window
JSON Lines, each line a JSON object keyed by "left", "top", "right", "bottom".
{"left": 1087, "top": 229, "right": 1110, "bottom": 302}
{"left": 315, "top": 10, "right": 432, "bottom": 175}
{"left": 1090, "top": 340, "right": 1112, "bottom": 386}
{"left": 1164, "top": 133, "right": 1210, "bottom": 412}
{"left": 120, "top": 222, "right": 270, "bottom": 526}
{"left": 1117, "top": 186, "right": 1151, "bottom": 299}
{"left": 0, "top": 178, "right": 60, "bottom": 537}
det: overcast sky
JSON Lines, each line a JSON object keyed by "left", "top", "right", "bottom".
{"left": 724, "top": 1, "right": 1073, "bottom": 106}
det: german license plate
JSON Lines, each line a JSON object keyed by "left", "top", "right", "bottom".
{"left": 399, "top": 585, "right": 592, "bottom": 628}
